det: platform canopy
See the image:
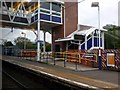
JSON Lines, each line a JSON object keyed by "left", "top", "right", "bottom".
{"left": 55, "top": 26, "right": 107, "bottom": 42}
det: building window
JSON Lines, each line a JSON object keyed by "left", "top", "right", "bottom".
{"left": 40, "top": 2, "right": 50, "bottom": 10}
{"left": 52, "top": 2, "right": 61, "bottom": 12}
{"left": 40, "top": 9, "right": 50, "bottom": 14}
{"left": 52, "top": 12, "right": 61, "bottom": 16}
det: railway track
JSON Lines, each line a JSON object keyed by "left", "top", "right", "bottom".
{"left": 3, "top": 70, "right": 28, "bottom": 89}
{"left": 2, "top": 60, "right": 87, "bottom": 90}
{"left": 2, "top": 61, "right": 49, "bottom": 90}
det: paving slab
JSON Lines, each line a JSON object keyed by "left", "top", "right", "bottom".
{"left": 1, "top": 56, "right": 120, "bottom": 90}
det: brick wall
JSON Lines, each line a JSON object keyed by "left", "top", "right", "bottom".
{"left": 52, "top": 2, "right": 78, "bottom": 52}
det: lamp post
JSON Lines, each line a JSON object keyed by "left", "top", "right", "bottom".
{"left": 37, "top": 0, "right": 41, "bottom": 61}
{"left": 21, "top": 32, "right": 26, "bottom": 50}
{"left": 91, "top": 2, "right": 101, "bottom": 70}
{"left": 62, "top": 5, "right": 66, "bottom": 38}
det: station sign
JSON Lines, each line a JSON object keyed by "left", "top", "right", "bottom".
{"left": 74, "top": 34, "right": 84, "bottom": 41}
{"left": 84, "top": 53, "right": 94, "bottom": 58}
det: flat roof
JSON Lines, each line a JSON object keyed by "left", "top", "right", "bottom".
{"left": 55, "top": 37, "right": 74, "bottom": 42}
{"left": 55, "top": 26, "right": 107, "bottom": 42}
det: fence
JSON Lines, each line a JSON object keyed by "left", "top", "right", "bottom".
{"left": 4, "top": 48, "right": 120, "bottom": 71}
{"left": 14, "top": 50, "right": 98, "bottom": 70}
{"left": 46, "top": 52, "right": 98, "bottom": 68}
{"left": 101, "top": 49, "right": 120, "bottom": 71}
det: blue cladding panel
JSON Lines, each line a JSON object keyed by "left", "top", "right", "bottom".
{"left": 14, "top": 17, "right": 28, "bottom": 23}
{"left": 94, "top": 37, "right": 102, "bottom": 47}
{"left": 35, "top": 14, "right": 38, "bottom": 21}
{"left": 2, "top": 14, "right": 10, "bottom": 21}
{"left": 87, "top": 38, "right": 92, "bottom": 49}
{"left": 94, "top": 37, "right": 98, "bottom": 47}
{"left": 31, "top": 14, "right": 38, "bottom": 23}
{"left": 81, "top": 43, "right": 85, "bottom": 50}
{"left": 31, "top": 16, "right": 34, "bottom": 23}
{"left": 100, "top": 38, "right": 102, "bottom": 47}
{"left": 31, "top": 14, "right": 61, "bottom": 23}
{"left": 31, "top": 14, "right": 50, "bottom": 23}
{"left": 40, "top": 14, "right": 50, "bottom": 21}
{"left": 52, "top": 16, "right": 61, "bottom": 23}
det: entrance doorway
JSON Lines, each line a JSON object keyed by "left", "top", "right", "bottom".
{"left": 55, "top": 45, "right": 60, "bottom": 52}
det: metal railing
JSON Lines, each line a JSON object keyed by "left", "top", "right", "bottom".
{"left": 4, "top": 50, "right": 98, "bottom": 70}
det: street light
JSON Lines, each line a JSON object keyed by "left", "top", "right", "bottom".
{"left": 37, "top": 0, "right": 41, "bottom": 61}
{"left": 21, "top": 32, "right": 26, "bottom": 50}
{"left": 91, "top": 2, "right": 102, "bottom": 70}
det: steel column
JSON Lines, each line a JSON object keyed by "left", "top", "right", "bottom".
{"left": 37, "top": 0, "right": 41, "bottom": 61}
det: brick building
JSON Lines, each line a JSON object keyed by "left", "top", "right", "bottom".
{"left": 52, "top": 1, "right": 78, "bottom": 52}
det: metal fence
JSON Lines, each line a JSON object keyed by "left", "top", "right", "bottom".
{"left": 4, "top": 48, "right": 120, "bottom": 71}
{"left": 101, "top": 49, "right": 120, "bottom": 71}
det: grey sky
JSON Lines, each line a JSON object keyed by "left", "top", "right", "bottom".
{"left": 1, "top": 28, "right": 51, "bottom": 44}
{"left": 1, "top": 0, "right": 119, "bottom": 44}
{"left": 78, "top": 0, "right": 119, "bottom": 28}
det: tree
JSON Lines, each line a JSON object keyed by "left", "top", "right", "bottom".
{"left": 14, "top": 37, "right": 34, "bottom": 49}
{"left": 41, "top": 42, "right": 51, "bottom": 52}
{"left": 26, "top": 42, "right": 37, "bottom": 49}
{"left": 14, "top": 37, "right": 30, "bottom": 44}
{"left": 3, "top": 41, "right": 13, "bottom": 46}
{"left": 45, "top": 42, "right": 51, "bottom": 52}
{"left": 103, "top": 24, "right": 120, "bottom": 49}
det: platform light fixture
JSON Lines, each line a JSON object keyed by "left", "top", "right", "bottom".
{"left": 91, "top": 2, "right": 102, "bottom": 70}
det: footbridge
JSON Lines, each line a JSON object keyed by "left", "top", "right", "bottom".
{"left": 1, "top": 0, "right": 64, "bottom": 61}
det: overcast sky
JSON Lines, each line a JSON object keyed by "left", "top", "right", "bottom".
{"left": 1, "top": 0, "right": 119, "bottom": 44}
{"left": 78, "top": 0, "right": 119, "bottom": 27}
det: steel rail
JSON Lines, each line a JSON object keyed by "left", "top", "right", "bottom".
{"left": 3, "top": 70, "right": 28, "bottom": 89}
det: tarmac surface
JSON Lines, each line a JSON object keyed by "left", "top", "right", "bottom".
{"left": 1, "top": 55, "right": 120, "bottom": 90}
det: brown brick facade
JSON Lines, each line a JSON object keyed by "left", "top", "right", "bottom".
{"left": 65, "top": 2, "right": 78, "bottom": 36}
{"left": 52, "top": 2, "right": 78, "bottom": 52}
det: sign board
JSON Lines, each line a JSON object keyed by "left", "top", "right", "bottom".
{"left": 107, "top": 53, "right": 115, "bottom": 67}
{"left": 84, "top": 53, "right": 94, "bottom": 57}
{"left": 74, "top": 34, "right": 84, "bottom": 41}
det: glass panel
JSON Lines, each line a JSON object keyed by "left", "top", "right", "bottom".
{"left": 40, "top": 9, "right": 50, "bottom": 14}
{"left": 52, "top": 2, "right": 61, "bottom": 12}
{"left": 40, "top": 2, "right": 50, "bottom": 10}
{"left": 52, "top": 12, "right": 61, "bottom": 16}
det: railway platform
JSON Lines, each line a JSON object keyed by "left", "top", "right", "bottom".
{"left": 1, "top": 55, "right": 120, "bottom": 90}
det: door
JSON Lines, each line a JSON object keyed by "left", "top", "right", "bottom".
{"left": 55, "top": 45, "right": 60, "bottom": 52}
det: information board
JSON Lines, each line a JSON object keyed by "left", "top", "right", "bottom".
{"left": 107, "top": 53, "right": 115, "bottom": 67}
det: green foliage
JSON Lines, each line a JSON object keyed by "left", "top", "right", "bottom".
{"left": 14, "top": 37, "right": 36, "bottom": 49}
{"left": 14, "top": 37, "right": 51, "bottom": 51}
{"left": 14, "top": 37, "right": 30, "bottom": 44}
{"left": 103, "top": 24, "right": 120, "bottom": 49}
{"left": 26, "top": 42, "right": 37, "bottom": 49}
{"left": 41, "top": 42, "right": 51, "bottom": 52}
{"left": 45, "top": 42, "right": 51, "bottom": 52}
{"left": 3, "top": 41, "right": 13, "bottom": 46}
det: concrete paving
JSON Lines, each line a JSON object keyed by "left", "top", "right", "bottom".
{"left": 1, "top": 55, "right": 120, "bottom": 90}
{"left": 48, "top": 60, "right": 98, "bottom": 71}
